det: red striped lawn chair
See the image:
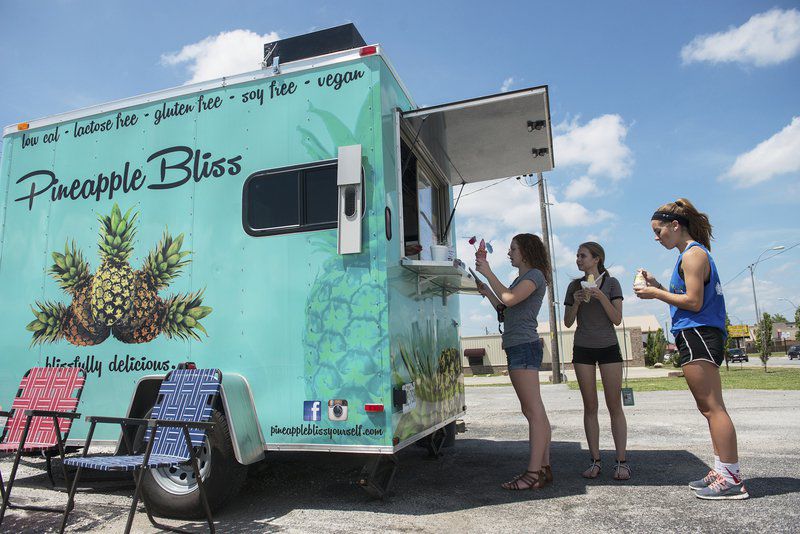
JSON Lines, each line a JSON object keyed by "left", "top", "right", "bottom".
{"left": 0, "top": 367, "right": 86, "bottom": 526}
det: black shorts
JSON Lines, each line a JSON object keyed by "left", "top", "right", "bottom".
{"left": 676, "top": 326, "right": 725, "bottom": 367}
{"left": 572, "top": 344, "right": 623, "bottom": 366}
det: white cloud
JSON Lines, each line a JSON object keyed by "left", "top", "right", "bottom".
{"left": 161, "top": 29, "right": 280, "bottom": 84}
{"left": 500, "top": 77, "right": 514, "bottom": 92}
{"left": 554, "top": 114, "right": 634, "bottom": 180}
{"left": 564, "top": 175, "right": 600, "bottom": 200}
{"left": 721, "top": 116, "right": 800, "bottom": 187}
{"left": 549, "top": 199, "right": 615, "bottom": 227}
{"left": 608, "top": 265, "right": 627, "bottom": 278}
{"left": 681, "top": 8, "right": 800, "bottom": 67}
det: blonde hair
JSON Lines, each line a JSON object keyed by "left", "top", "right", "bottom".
{"left": 654, "top": 198, "right": 714, "bottom": 250}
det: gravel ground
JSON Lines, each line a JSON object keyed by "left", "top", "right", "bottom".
{"left": 2, "top": 385, "right": 798, "bottom": 533}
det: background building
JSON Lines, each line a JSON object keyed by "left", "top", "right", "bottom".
{"left": 461, "top": 315, "right": 662, "bottom": 374}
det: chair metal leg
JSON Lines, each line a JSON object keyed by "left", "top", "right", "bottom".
{"left": 0, "top": 443, "right": 26, "bottom": 524}
{"left": 0, "top": 466, "right": 7, "bottom": 526}
{"left": 46, "top": 454, "right": 56, "bottom": 487}
{"left": 188, "top": 443, "right": 214, "bottom": 533}
{"left": 124, "top": 467, "right": 147, "bottom": 534}
{"left": 59, "top": 465, "right": 82, "bottom": 534}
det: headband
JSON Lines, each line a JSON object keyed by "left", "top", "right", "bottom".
{"left": 651, "top": 211, "right": 689, "bottom": 226}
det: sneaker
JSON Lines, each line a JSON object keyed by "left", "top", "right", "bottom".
{"left": 688, "top": 469, "right": 719, "bottom": 490}
{"left": 694, "top": 474, "right": 749, "bottom": 500}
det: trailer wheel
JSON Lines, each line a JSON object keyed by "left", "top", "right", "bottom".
{"left": 140, "top": 409, "right": 247, "bottom": 519}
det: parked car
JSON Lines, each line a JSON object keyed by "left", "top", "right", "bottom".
{"left": 728, "top": 348, "right": 748, "bottom": 363}
{"left": 788, "top": 345, "right": 800, "bottom": 360}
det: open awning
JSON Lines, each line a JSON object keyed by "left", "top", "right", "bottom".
{"left": 400, "top": 85, "right": 554, "bottom": 185}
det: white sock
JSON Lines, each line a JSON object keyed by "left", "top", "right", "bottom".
{"left": 714, "top": 455, "right": 722, "bottom": 473}
{"left": 718, "top": 461, "right": 742, "bottom": 485}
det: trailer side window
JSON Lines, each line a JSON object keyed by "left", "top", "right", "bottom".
{"left": 243, "top": 161, "right": 338, "bottom": 236}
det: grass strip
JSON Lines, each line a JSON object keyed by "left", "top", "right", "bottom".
{"left": 566, "top": 367, "right": 800, "bottom": 392}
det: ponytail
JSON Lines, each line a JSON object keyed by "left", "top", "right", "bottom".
{"left": 653, "top": 198, "right": 714, "bottom": 250}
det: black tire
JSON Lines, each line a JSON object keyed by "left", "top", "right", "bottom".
{"left": 140, "top": 409, "right": 248, "bottom": 519}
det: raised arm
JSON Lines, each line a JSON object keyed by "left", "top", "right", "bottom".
{"left": 476, "top": 258, "right": 537, "bottom": 307}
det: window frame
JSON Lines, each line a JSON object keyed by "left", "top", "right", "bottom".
{"left": 242, "top": 159, "right": 339, "bottom": 237}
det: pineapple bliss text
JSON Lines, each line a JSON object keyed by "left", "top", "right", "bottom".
{"left": 14, "top": 145, "right": 243, "bottom": 210}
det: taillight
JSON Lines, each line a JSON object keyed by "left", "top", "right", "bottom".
{"left": 364, "top": 403, "right": 384, "bottom": 412}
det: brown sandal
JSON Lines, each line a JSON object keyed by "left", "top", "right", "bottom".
{"left": 502, "top": 470, "right": 545, "bottom": 490}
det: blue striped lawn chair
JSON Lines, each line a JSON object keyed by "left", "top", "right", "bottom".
{"left": 59, "top": 368, "right": 221, "bottom": 534}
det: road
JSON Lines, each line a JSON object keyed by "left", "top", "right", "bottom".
{"left": 2, "top": 384, "right": 798, "bottom": 533}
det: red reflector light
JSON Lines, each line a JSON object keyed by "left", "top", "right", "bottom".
{"left": 364, "top": 403, "right": 384, "bottom": 412}
{"left": 359, "top": 46, "right": 377, "bottom": 57}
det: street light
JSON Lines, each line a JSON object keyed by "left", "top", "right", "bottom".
{"left": 749, "top": 245, "right": 785, "bottom": 358}
{"left": 778, "top": 297, "right": 798, "bottom": 309}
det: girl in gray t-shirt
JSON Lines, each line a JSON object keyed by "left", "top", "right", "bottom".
{"left": 563, "top": 241, "right": 629, "bottom": 481}
{"left": 475, "top": 233, "right": 553, "bottom": 491}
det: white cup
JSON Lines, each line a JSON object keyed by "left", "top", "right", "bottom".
{"left": 430, "top": 245, "right": 450, "bottom": 261}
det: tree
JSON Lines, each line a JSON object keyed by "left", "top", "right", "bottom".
{"left": 771, "top": 313, "right": 788, "bottom": 323}
{"left": 645, "top": 328, "right": 667, "bottom": 367}
{"left": 795, "top": 306, "right": 800, "bottom": 327}
{"left": 755, "top": 312, "right": 774, "bottom": 372}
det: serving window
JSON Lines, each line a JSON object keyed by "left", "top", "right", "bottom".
{"left": 243, "top": 161, "right": 338, "bottom": 236}
{"left": 400, "top": 139, "right": 449, "bottom": 260}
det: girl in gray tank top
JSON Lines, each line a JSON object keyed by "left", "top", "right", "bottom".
{"left": 475, "top": 233, "right": 553, "bottom": 490}
{"left": 563, "top": 242, "right": 629, "bottom": 481}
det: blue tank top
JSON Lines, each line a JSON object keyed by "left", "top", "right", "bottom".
{"left": 669, "top": 242, "right": 726, "bottom": 337}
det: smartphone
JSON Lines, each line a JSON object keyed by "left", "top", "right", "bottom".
{"left": 468, "top": 267, "right": 485, "bottom": 293}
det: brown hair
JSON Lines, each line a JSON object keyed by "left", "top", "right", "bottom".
{"left": 654, "top": 198, "right": 714, "bottom": 250}
{"left": 578, "top": 241, "right": 607, "bottom": 279}
{"left": 513, "top": 233, "right": 552, "bottom": 284}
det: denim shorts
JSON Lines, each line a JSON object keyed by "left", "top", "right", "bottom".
{"left": 504, "top": 340, "right": 544, "bottom": 371}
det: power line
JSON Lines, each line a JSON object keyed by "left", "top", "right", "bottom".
{"left": 723, "top": 240, "right": 800, "bottom": 287}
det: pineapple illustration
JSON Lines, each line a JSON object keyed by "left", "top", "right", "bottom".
{"left": 112, "top": 297, "right": 165, "bottom": 344}
{"left": 91, "top": 204, "right": 138, "bottom": 326}
{"left": 112, "top": 232, "right": 189, "bottom": 343}
{"left": 26, "top": 204, "right": 213, "bottom": 347}
{"left": 26, "top": 301, "right": 109, "bottom": 346}
{"left": 49, "top": 241, "right": 110, "bottom": 343}
{"left": 299, "top": 90, "right": 390, "bottom": 403}
{"left": 160, "top": 290, "right": 212, "bottom": 341}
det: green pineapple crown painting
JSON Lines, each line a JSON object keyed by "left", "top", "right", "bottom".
{"left": 26, "top": 203, "right": 212, "bottom": 346}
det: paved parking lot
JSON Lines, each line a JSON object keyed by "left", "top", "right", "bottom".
{"left": 2, "top": 383, "right": 798, "bottom": 533}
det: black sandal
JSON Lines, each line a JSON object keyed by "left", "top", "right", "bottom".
{"left": 582, "top": 458, "right": 601, "bottom": 479}
{"left": 502, "top": 470, "right": 545, "bottom": 490}
{"left": 613, "top": 460, "right": 631, "bottom": 481}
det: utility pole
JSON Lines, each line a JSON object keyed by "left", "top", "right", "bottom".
{"left": 538, "top": 173, "right": 562, "bottom": 383}
{"left": 749, "top": 264, "right": 763, "bottom": 357}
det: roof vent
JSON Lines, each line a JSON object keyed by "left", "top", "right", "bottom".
{"left": 263, "top": 24, "right": 366, "bottom": 67}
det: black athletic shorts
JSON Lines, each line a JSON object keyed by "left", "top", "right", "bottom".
{"left": 675, "top": 326, "right": 725, "bottom": 367}
{"left": 572, "top": 344, "right": 623, "bottom": 366}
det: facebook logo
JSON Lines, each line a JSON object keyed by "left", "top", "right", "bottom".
{"left": 303, "top": 400, "right": 321, "bottom": 421}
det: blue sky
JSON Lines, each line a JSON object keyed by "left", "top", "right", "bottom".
{"left": 1, "top": 1, "right": 798, "bottom": 336}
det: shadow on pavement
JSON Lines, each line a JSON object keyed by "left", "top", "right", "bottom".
{"left": 4, "top": 438, "right": 799, "bottom": 532}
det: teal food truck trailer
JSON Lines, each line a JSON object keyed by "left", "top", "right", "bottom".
{"left": 0, "top": 25, "right": 554, "bottom": 515}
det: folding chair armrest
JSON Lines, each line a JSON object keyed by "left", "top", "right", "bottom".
{"left": 150, "top": 419, "right": 216, "bottom": 430}
{"left": 86, "top": 415, "right": 150, "bottom": 426}
{"left": 23, "top": 409, "right": 81, "bottom": 419}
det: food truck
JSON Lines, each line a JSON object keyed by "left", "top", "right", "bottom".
{"left": 0, "top": 24, "right": 554, "bottom": 515}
